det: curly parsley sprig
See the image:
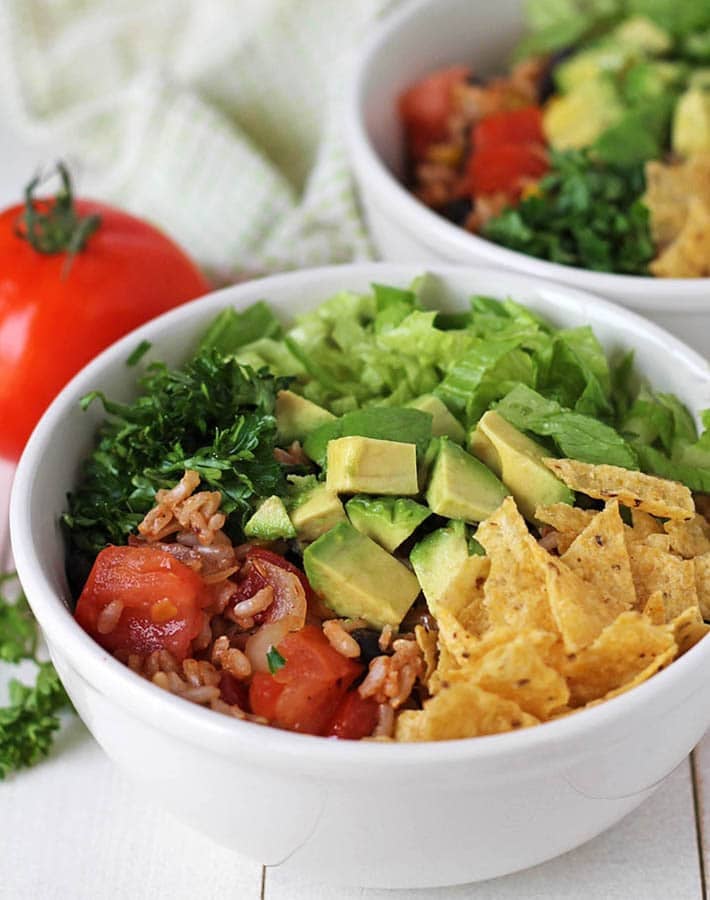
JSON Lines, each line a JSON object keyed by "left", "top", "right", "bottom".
{"left": 0, "top": 573, "right": 73, "bottom": 779}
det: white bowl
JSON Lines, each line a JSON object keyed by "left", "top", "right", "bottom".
{"left": 10, "top": 263, "right": 710, "bottom": 889}
{"left": 346, "top": 0, "right": 710, "bottom": 359}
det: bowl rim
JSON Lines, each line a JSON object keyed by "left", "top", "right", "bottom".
{"left": 344, "top": 0, "right": 710, "bottom": 312}
{"left": 10, "top": 261, "right": 710, "bottom": 772}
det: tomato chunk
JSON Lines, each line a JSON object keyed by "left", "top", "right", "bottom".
{"left": 75, "top": 546, "right": 211, "bottom": 660}
{"left": 473, "top": 106, "right": 545, "bottom": 151}
{"left": 467, "top": 144, "right": 548, "bottom": 197}
{"left": 327, "top": 690, "right": 379, "bottom": 740}
{"left": 249, "top": 625, "right": 363, "bottom": 735}
{"left": 399, "top": 66, "right": 470, "bottom": 159}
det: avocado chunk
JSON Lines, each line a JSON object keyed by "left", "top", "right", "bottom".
{"left": 407, "top": 394, "right": 466, "bottom": 443}
{"left": 555, "top": 42, "right": 630, "bottom": 94}
{"left": 544, "top": 78, "right": 624, "bottom": 150}
{"left": 410, "top": 520, "right": 469, "bottom": 612}
{"left": 426, "top": 437, "right": 507, "bottom": 524}
{"left": 303, "top": 522, "right": 421, "bottom": 628}
{"left": 673, "top": 89, "right": 710, "bottom": 156}
{"left": 244, "top": 495, "right": 296, "bottom": 540}
{"left": 346, "top": 496, "right": 431, "bottom": 552}
{"left": 275, "top": 390, "right": 335, "bottom": 444}
{"left": 613, "top": 16, "right": 672, "bottom": 55}
{"left": 326, "top": 436, "right": 419, "bottom": 495}
{"left": 287, "top": 476, "right": 346, "bottom": 543}
{"left": 470, "top": 410, "right": 573, "bottom": 521}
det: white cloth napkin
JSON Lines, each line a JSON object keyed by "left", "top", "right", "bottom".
{"left": 0, "top": 0, "right": 396, "bottom": 279}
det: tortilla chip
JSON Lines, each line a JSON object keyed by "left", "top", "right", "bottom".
{"left": 629, "top": 509, "right": 664, "bottom": 541}
{"left": 435, "top": 608, "right": 516, "bottom": 669}
{"left": 642, "top": 533, "right": 673, "bottom": 552}
{"left": 535, "top": 504, "right": 596, "bottom": 535}
{"left": 642, "top": 590, "right": 666, "bottom": 625}
{"left": 671, "top": 605, "right": 710, "bottom": 655}
{"left": 449, "top": 634, "right": 569, "bottom": 720}
{"left": 545, "top": 556, "right": 614, "bottom": 653}
{"left": 562, "top": 611, "right": 676, "bottom": 705}
{"left": 477, "top": 497, "right": 556, "bottom": 632}
{"left": 628, "top": 543, "right": 698, "bottom": 620}
{"left": 439, "top": 555, "right": 490, "bottom": 637}
{"left": 429, "top": 638, "right": 460, "bottom": 695}
{"left": 650, "top": 197, "right": 710, "bottom": 278}
{"left": 415, "top": 625, "right": 438, "bottom": 687}
{"left": 643, "top": 154, "right": 710, "bottom": 247}
{"left": 561, "top": 501, "right": 635, "bottom": 617}
{"left": 695, "top": 553, "right": 710, "bottom": 619}
{"left": 394, "top": 682, "right": 538, "bottom": 742}
{"left": 664, "top": 514, "right": 710, "bottom": 559}
{"left": 597, "top": 644, "right": 677, "bottom": 703}
{"left": 544, "top": 458, "right": 694, "bottom": 521}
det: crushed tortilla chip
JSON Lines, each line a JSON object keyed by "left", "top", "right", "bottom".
{"left": 642, "top": 533, "right": 673, "bottom": 552}
{"left": 629, "top": 509, "right": 664, "bottom": 541}
{"left": 544, "top": 458, "right": 694, "bottom": 521}
{"left": 478, "top": 497, "right": 556, "bottom": 632}
{"left": 544, "top": 555, "right": 614, "bottom": 653}
{"left": 650, "top": 197, "right": 710, "bottom": 278}
{"left": 664, "top": 514, "right": 710, "bottom": 559}
{"left": 561, "top": 501, "right": 635, "bottom": 618}
{"left": 671, "top": 605, "right": 710, "bottom": 656}
{"left": 415, "top": 625, "right": 438, "bottom": 687}
{"left": 535, "top": 504, "right": 596, "bottom": 535}
{"left": 643, "top": 154, "right": 710, "bottom": 248}
{"left": 597, "top": 644, "right": 677, "bottom": 703}
{"left": 628, "top": 543, "right": 697, "bottom": 620}
{"left": 394, "top": 682, "right": 538, "bottom": 742}
{"left": 448, "top": 634, "right": 569, "bottom": 719}
{"left": 695, "top": 553, "right": 710, "bottom": 619}
{"left": 642, "top": 590, "right": 666, "bottom": 626}
{"left": 562, "top": 611, "right": 676, "bottom": 705}
{"left": 439, "top": 555, "right": 490, "bottom": 637}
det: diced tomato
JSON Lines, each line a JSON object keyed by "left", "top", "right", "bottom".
{"left": 473, "top": 106, "right": 545, "bottom": 151}
{"left": 74, "top": 546, "right": 212, "bottom": 660}
{"left": 399, "top": 66, "right": 470, "bottom": 159}
{"left": 247, "top": 547, "right": 313, "bottom": 600}
{"left": 231, "top": 547, "right": 308, "bottom": 628}
{"left": 467, "top": 143, "right": 548, "bottom": 197}
{"left": 326, "top": 691, "right": 379, "bottom": 740}
{"left": 249, "top": 625, "right": 363, "bottom": 736}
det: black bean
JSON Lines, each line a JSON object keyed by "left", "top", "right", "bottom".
{"left": 351, "top": 628, "right": 388, "bottom": 663}
{"left": 442, "top": 196, "right": 473, "bottom": 225}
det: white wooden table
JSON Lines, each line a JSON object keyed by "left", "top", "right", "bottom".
{"left": 0, "top": 129, "right": 708, "bottom": 900}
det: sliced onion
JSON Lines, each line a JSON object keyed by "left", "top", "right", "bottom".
{"left": 252, "top": 559, "right": 307, "bottom": 628}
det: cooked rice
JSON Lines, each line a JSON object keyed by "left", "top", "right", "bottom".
{"left": 96, "top": 599, "right": 123, "bottom": 635}
{"left": 323, "top": 620, "right": 361, "bottom": 658}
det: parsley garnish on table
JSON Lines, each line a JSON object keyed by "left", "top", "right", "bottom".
{"left": 483, "top": 150, "right": 654, "bottom": 275}
{"left": 0, "top": 573, "right": 73, "bottom": 779}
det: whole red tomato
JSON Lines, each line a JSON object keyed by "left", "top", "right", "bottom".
{"left": 0, "top": 164, "right": 210, "bottom": 460}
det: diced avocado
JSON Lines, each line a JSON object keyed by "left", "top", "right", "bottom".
{"left": 555, "top": 42, "right": 630, "bottom": 94}
{"left": 345, "top": 496, "right": 430, "bottom": 552}
{"left": 544, "top": 78, "right": 625, "bottom": 150}
{"left": 326, "top": 436, "right": 419, "bottom": 495}
{"left": 303, "top": 407, "right": 432, "bottom": 468}
{"left": 287, "top": 477, "right": 346, "bottom": 543}
{"left": 275, "top": 390, "right": 335, "bottom": 444}
{"left": 613, "top": 16, "right": 672, "bottom": 55}
{"left": 244, "top": 496, "right": 296, "bottom": 540}
{"left": 623, "top": 61, "right": 688, "bottom": 104}
{"left": 303, "top": 522, "right": 421, "bottom": 628}
{"left": 672, "top": 89, "right": 710, "bottom": 156}
{"left": 426, "top": 437, "right": 507, "bottom": 524}
{"left": 469, "top": 411, "right": 573, "bottom": 521}
{"left": 407, "top": 394, "right": 465, "bottom": 443}
{"left": 410, "top": 520, "right": 469, "bottom": 611}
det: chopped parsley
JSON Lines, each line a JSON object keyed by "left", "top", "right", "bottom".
{"left": 0, "top": 573, "right": 73, "bottom": 779}
{"left": 266, "top": 646, "right": 286, "bottom": 674}
{"left": 483, "top": 150, "right": 655, "bottom": 275}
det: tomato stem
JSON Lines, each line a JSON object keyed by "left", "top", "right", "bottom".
{"left": 15, "top": 162, "right": 101, "bottom": 269}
